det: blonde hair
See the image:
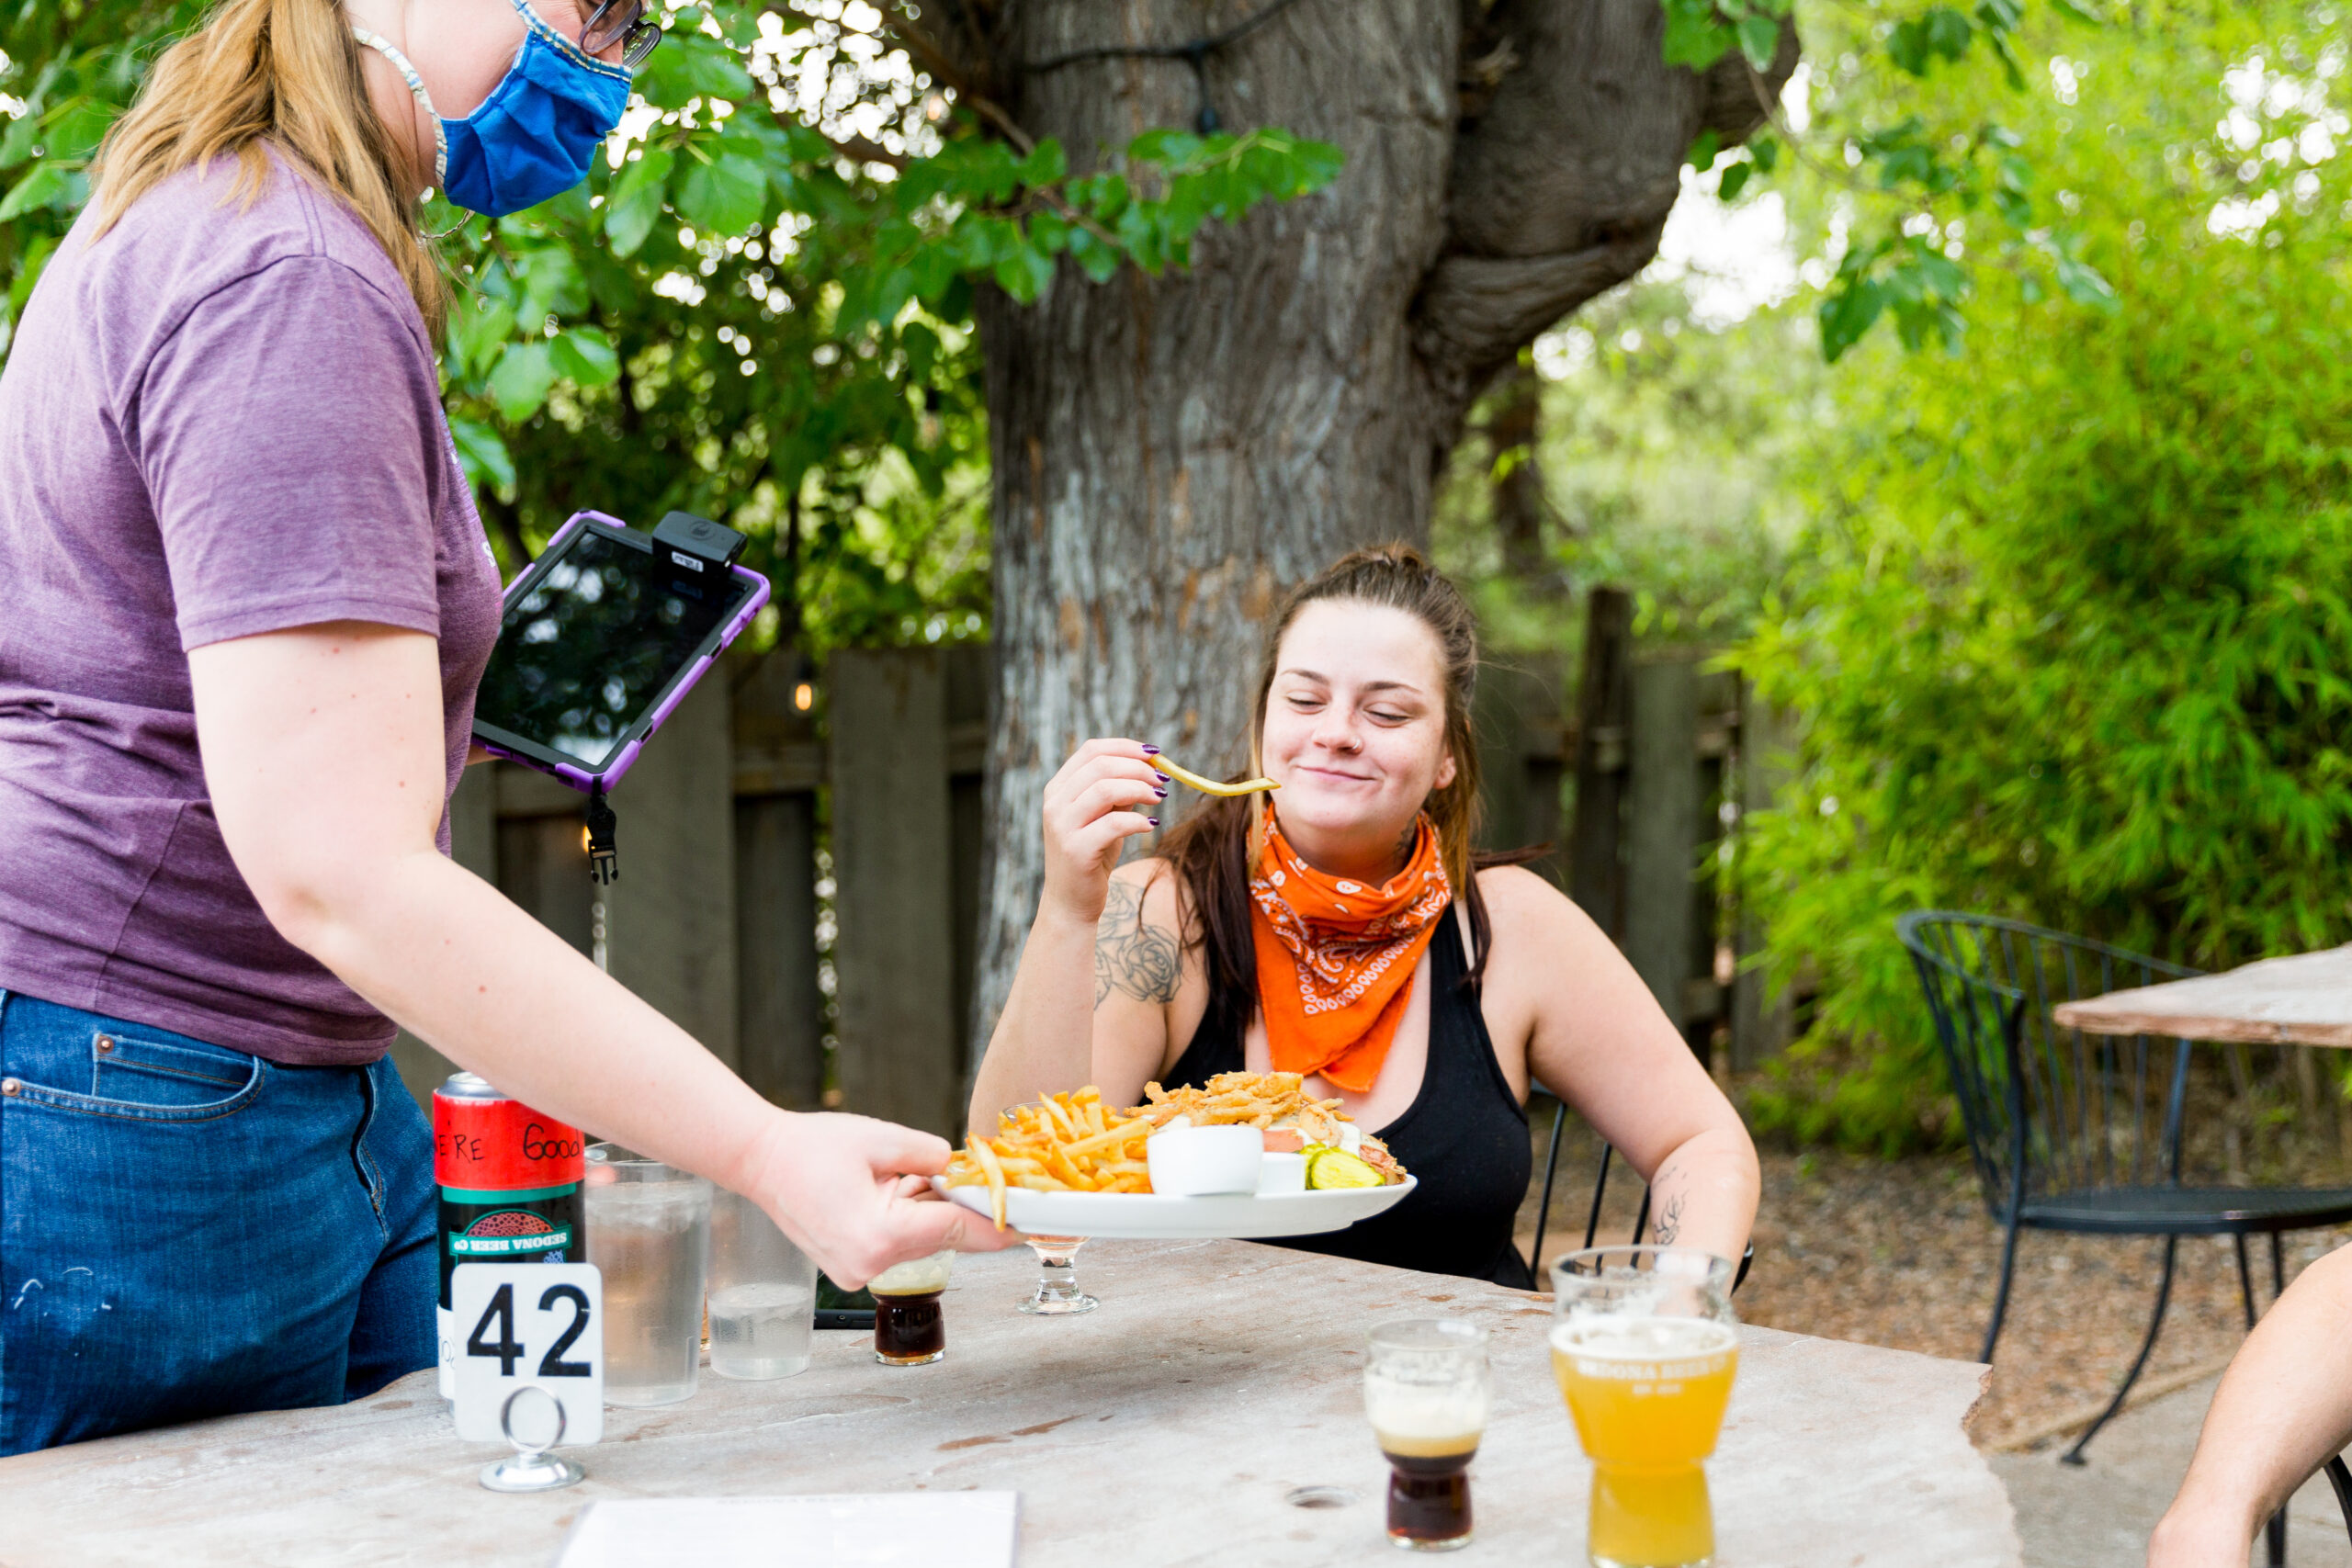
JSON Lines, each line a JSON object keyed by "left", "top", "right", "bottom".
{"left": 91, "top": 0, "right": 445, "bottom": 335}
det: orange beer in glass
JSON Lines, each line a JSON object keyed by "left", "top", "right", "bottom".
{"left": 1550, "top": 1247, "right": 1739, "bottom": 1568}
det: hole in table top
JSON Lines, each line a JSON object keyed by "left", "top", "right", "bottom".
{"left": 1285, "top": 1485, "right": 1359, "bottom": 1509}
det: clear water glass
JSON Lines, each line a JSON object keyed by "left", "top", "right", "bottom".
{"left": 583, "top": 1144, "right": 710, "bottom": 1407}
{"left": 707, "top": 1187, "right": 816, "bottom": 1380}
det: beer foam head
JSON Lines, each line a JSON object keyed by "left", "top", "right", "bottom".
{"left": 1548, "top": 1316, "right": 1737, "bottom": 1362}
{"left": 1363, "top": 1371, "right": 1491, "bottom": 1441}
{"left": 868, "top": 1250, "right": 954, "bottom": 1295}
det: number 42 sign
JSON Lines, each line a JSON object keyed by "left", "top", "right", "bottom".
{"left": 451, "top": 1262, "right": 604, "bottom": 1448}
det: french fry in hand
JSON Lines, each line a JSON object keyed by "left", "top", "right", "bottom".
{"left": 1152, "top": 755, "right": 1280, "bottom": 796}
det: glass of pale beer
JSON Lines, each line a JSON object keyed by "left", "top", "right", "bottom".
{"left": 1551, "top": 1247, "right": 1739, "bottom": 1568}
{"left": 1363, "top": 1318, "right": 1492, "bottom": 1551}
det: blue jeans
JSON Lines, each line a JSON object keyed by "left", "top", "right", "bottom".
{"left": 0, "top": 989, "right": 435, "bottom": 1454}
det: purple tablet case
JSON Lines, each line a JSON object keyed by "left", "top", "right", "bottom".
{"left": 472, "top": 509, "right": 771, "bottom": 795}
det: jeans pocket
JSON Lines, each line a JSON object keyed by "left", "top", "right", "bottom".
{"left": 6, "top": 1030, "right": 266, "bottom": 1122}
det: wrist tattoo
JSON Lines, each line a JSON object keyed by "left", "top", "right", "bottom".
{"left": 1094, "top": 880, "right": 1180, "bottom": 1007}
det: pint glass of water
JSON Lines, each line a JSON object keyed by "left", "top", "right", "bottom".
{"left": 584, "top": 1145, "right": 711, "bottom": 1406}
{"left": 707, "top": 1188, "right": 817, "bottom": 1380}
{"left": 1550, "top": 1246, "right": 1739, "bottom": 1568}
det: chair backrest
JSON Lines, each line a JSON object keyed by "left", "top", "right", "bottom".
{"left": 1897, "top": 911, "right": 2200, "bottom": 1219}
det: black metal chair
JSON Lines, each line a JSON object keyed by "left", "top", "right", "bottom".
{"left": 1527, "top": 1098, "right": 1754, "bottom": 1292}
{"left": 1901, "top": 910, "right": 2352, "bottom": 1562}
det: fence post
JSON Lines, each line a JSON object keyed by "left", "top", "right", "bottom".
{"left": 733, "top": 649, "right": 825, "bottom": 1110}
{"left": 1732, "top": 684, "right": 1796, "bottom": 1070}
{"left": 828, "top": 647, "right": 962, "bottom": 1139}
{"left": 1568, "top": 588, "right": 1634, "bottom": 935}
{"left": 1623, "top": 655, "right": 1701, "bottom": 1037}
{"left": 602, "top": 671, "right": 741, "bottom": 1073}
{"left": 1475, "top": 654, "right": 1566, "bottom": 882}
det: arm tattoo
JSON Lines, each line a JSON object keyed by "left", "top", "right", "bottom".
{"left": 1094, "top": 880, "right": 1181, "bottom": 1008}
{"left": 1649, "top": 1162, "right": 1684, "bottom": 1246}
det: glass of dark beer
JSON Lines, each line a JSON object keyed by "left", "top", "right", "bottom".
{"left": 1363, "top": 1318, "right": 1492, "bottom": 1551}
{"left": 867, "top": 1250, "right": 954, "bottom": 1365}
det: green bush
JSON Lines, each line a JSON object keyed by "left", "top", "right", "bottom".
{"left": 1736, "top": 4, "right": 2352, "bottom": 1150}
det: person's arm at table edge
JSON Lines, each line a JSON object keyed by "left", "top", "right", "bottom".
{"left": 189, "top": 622, "right": 1017, "bottom": 1285}
{"left": 1491, "top": 865, "right": 1759, "bottom": 1268}
{"left": 2148, "top": 1243, "right": 2352, "bottom": 1568}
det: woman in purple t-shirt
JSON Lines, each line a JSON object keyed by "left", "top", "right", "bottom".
{"left": 0, "top": 0, "right": 1012, "bottom": 1454}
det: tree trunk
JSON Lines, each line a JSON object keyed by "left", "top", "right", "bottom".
{"left": 965, "top": 0, "right": 1792, "bottom": 1049}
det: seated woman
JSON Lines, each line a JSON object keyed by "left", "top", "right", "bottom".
{"left": 969, "top": 545, "right": 1758, "bottom": 1287}
{"left": 2148, "top": 1241, "right": 2352, "bottom": 1567}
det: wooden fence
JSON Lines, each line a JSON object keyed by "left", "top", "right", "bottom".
{"left": 392, "top": 589, "right": 1794, "bottom": 1133}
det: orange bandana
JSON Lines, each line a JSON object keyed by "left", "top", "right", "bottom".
{"left": 1250, "top": 813, "right": 1453, "bottom": 1094}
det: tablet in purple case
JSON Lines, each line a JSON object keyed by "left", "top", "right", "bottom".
{"left": 470, "top": 509, "right": 771, "bottom": 794}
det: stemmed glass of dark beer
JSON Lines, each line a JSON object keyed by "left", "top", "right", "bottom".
{"left": 1363, "top": 1318, "right": 1492, "bottom": 1551}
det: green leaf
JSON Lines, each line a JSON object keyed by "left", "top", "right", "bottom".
{"left": 1717, "top": 159, "right": 1755, "bottom": 202}
{"left": 675, "top": 152, "right": 768, "bottom": 237}
{"left": 603, "top": 147, "right": 673, "bottom": 257}
{"left": 991, "top": 245, "right": 1054, "bottom": 303}
{"left": 0, "top": 161, "right": 75, "bottom": 221}
{"left": 1687, "top": 129, "right": 1724, "bottom": 173}
{"left": 549, "top": 326, "right": 620, "bottom": 387}
{"left": 0, "top": 113, "right": 41, "bottom": 171}
{"left": 514, "top": 247, "right": 589, "bottom": 321}
{"left": 1660, "top": 0, "right": 1733, "bottom": 67}
{"left": 1736, "top": 13, "right": 1782, "bottom": 71}
{"left": 486, "top": 340, "right": 558, "bottom": 423}
{"left": 448, "top": 296, "right": 519, "bottom": 376}
{"left": 43, "top": 101, "right": 115, "bottom": 163}
{"left": 447, "top": 413, "right": 515, "bottom": 494}
{"left": 1818, "top": 278, "right": 1885, "bottom": 363}
{"left": 1015, "top": 140, "right": 1068, "bottom": 187}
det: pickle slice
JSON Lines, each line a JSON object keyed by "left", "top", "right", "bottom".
{"left": 1153, "top": 756, "right": 1280, "bottom": 796}
{"left": 1305, "top": 1147, "right": 1382, "bottom": 1190}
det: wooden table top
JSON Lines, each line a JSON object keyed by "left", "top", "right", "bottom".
{"left": 2052, "top": 943, "right": 2352, "bottom": 1047}
{"left": 0, "top": 1240, "right": 2018, "bottom": 1567}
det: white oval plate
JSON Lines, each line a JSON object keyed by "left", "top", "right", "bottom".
{"left": 933, "top": 1175, "right": 1416, "bottom": 1239}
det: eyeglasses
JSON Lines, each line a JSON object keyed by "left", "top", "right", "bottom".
{"left": 581, "top": 0, "right": 662, "bottom": 69}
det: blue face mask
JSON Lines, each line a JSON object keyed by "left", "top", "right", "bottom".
{"left": 355, "top": 0, "right": 632, "bottom": 220}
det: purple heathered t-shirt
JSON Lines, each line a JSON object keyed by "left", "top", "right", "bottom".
{"left": 0, "top": 152, "right": 503, "bottom": 1066}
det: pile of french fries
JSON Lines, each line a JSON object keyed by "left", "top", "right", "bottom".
{"left": 944, "top": 1073, "right": 1407, "bottom": 1229}
{"left": 944, "top": 1088, "right": 1155, "bottom": 1229}
{"left": 1136, "top": 1070, "right": 1350, "bottom": 1143}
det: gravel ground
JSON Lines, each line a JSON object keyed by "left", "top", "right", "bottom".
{"left": 1512, "top": 1111, "right": 2352, "bottom": 1451}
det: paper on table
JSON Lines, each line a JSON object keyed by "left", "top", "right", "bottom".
{"left": 551, "top": 1494, "right": 1018, "bottom": 1568}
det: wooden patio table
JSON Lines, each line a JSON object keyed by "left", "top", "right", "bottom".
{"left": 0, "top": 1240, "right": 2019, "bottom": 1567}
{"left": 2052, "top": 943, "right": 2352, "bottom": 1046}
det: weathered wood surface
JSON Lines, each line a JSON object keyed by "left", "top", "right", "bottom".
{"left": 2053, "top": 945, "right": 2352, "bottom": 1048}
{"left": 0, "top": 1242, "right": 2018, "bottom": 1568}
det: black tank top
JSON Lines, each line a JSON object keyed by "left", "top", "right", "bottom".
{"left": 1163, "top": 905, "right": 1536, "bottom": 1289}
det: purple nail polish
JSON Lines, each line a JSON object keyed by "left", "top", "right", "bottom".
{"left": 1141, "top": 743, "right": 1161, "bottom": 755}
{"left": 1147, "top": 817, "right": 1160, "bottom": 828}
{"left": 1154, "top": 787, "right": 1169, "bottom": 799}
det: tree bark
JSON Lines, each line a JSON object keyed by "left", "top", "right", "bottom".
{"left": 966, "top": 0, "right": 1793, "bottom": 1047}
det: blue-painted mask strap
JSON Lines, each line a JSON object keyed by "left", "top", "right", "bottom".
{"left": 350, "top": 28, "right": 449, "bottom": 192}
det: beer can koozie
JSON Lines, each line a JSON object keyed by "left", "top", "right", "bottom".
{"left": 433, "top": 1071, "right": 586, "bottom": 1399}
